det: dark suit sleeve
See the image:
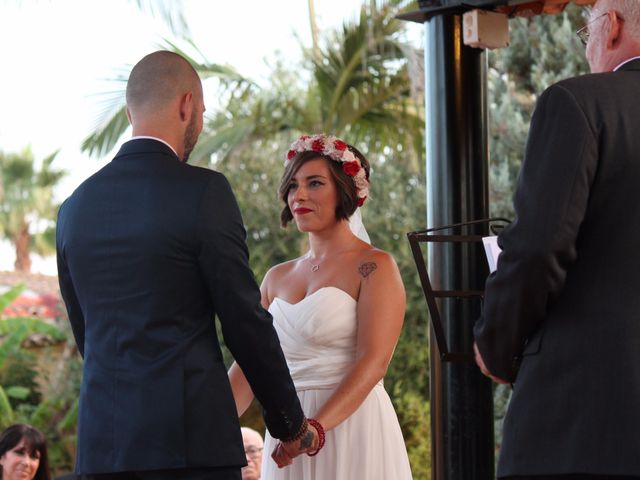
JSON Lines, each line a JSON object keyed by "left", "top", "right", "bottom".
{"left": 56, "top": 202, "right": 86, "bottom": 358}
{"left": 474, "top": 84, "right": 598, "bottom": 382}
{"left": 196, "top": 173, "right": 304, "bottom": 440}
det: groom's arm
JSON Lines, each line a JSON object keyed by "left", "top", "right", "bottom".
{"left": 56, "top": 202, "right": 86, "bottom": 358}
{"left": 196, "top": 171, "right": 305, "bottom": 441}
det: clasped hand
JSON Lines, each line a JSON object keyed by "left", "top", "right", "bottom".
{"left": 271, "top": 423, "right": 320, "bottom": 468}
{"left": 473, "top": 342, "right": 509, "bottom": 385}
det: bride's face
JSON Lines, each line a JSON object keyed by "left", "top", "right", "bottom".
{"left": 287, "top": 157, "right": 340, "bottom": 233}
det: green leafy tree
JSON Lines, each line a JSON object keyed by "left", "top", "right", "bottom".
{"left": 81, "top": 2, "right": 423, "bottom": 170}
{"left": 0, "top": 148, "right": 65, "bottom": 272}
{"left": 0, "top": 285, "right": 66, "bottom": 415}
{"left": 0, "top": 284, "right": 82, "bottom": 473}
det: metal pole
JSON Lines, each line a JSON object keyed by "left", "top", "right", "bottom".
{"left": 424, "top": 13, "right": 495, "bottom": 480}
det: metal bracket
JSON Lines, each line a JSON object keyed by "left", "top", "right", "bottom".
{"left": 407, "top": 218, "right": 510, "bottom": 363}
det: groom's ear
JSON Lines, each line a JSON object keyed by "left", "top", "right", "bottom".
{"left": 179, "top": 91, "right": 194, "bottom": 122}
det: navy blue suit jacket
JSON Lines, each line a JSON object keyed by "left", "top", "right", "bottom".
{"left": 56, "top": 139, "right": 303, "bottom": 474}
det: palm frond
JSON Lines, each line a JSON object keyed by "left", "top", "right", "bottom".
{"left": 0, "top": 284, "right": 25, "bottom": 313}
{"left": 81, "top": 106, "right": 130, "bottom": 159}
{"left": 159, "top": 38, "right": 255, "bottom": 87}
{"left": 190, "top": 119, "right": 256, "bottom": 167}
{"left": 37, "top": 150, "right": 65, "bottom": 188}
{"left": 132, "top": 0, "right": 190, "bottom": 39}
{"left": 0, "top": 386, "right": 14, "bottom": 428}
{"left": 31, "top": 227, "right": 56, "bottom": 257}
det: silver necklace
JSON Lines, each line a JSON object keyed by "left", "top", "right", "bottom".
{"left": 305, "top": 254, "right": 321, "bottom": 272}
{"left": 305, "top": 242, "right": 359, "bottom": 272}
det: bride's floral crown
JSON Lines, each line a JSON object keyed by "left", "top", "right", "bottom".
{"left": 285, "top": 134, "right": 370, "bottom": 206}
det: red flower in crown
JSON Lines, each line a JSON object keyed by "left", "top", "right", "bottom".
{"left": 287, "top": 150, "right": 296, "bottom": 160}
{"left": 311, "top": 139, "right": 324, "bottom": 152}
{"left": 357, "top": 197, "right": 366, "bottom": 207}
{"left": 342, "top": 161, "right": 360, "bottom": 177}
{"left": 334, "top": 140, "right": 348, "bottom": 151}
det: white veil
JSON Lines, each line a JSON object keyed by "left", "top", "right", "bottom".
{"left": 348, "top": 207, "right": 371, "bottom": 244}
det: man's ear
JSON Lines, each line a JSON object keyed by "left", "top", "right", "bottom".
{"left": 179, "top": 91, "right": 194, "bottom": 122}
{"left": 606, "top": 10, "right": 622, "bottom": 49}
{"left": 125, "top": 107, "right": 133, "bottom": 125}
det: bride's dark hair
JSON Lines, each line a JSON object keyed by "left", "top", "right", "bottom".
{"left": 278, "top": 146, "right": 370, "bottom": 228}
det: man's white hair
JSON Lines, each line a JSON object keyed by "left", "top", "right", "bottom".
{"left": 241, "top": 426, "right": 264, "bottom": 447}
{"left": 594, "top": 0, "right": 640, "bottom": 38}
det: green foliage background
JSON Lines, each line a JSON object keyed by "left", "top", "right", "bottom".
{"left": 0, "top": 286, "right": 82, "bottom": 473}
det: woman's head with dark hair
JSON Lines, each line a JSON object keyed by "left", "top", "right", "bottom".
{"left": 0, "top": 424, "right": 51, "bottom": 480}
{"left": 279, "top": 134, "right": 370, "bottom": 228}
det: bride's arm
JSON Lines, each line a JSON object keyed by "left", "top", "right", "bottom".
{"left": 312, "top": 250, "right": 406, "bottom": 431}
{"left": 228, "top": 362, "right": 254, "bottom": 417}
{"left": 228, "top": 269, "right": 276, "bottom": 416}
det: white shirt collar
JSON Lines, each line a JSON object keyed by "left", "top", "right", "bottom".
{"left": 614, "top": 56, "right": 640, "bottom": 71}
{"left": 126, "top": 136, "right": 178, "bottom": 157}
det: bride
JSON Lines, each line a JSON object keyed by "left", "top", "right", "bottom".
{"left": 228, "top": 134, "right": 412, "bottom": 479}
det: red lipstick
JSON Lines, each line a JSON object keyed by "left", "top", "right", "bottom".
{"left": 294, "top": 207, "right": 312, "bottom": 215}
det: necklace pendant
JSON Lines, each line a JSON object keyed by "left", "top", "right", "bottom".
{"left": 311, "top": 264, "right": 320, "bottom": 272}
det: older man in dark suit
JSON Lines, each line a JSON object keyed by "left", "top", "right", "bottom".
{"left": 56, "top": 51, "right": 317, "bottom": 480}
{"left": 474, "top": 1, "right": 640, "bottom": 478}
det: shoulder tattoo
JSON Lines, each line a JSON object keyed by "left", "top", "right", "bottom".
{"left": 358, "top": 262, "right": 377, "bottom": 278}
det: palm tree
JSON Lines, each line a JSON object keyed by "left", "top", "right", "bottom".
{"left": 0, "top": 148, "right": 65, "bottom": 272}
{"left": 81, "top": 1, "right": 423, "bottom": 170}
{"left": 191, "top": 0, "right": 424, "bottom": 170}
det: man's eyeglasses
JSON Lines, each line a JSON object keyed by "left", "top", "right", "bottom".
{"left": 576, "top": 12, "right": 609, "bottom": 46}
{"left": 244, "top": 447, "right": 263, "bottom": 459}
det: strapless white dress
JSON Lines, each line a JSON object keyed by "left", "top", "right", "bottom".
{"left": 261, "top": 286, "right": 413, "bottom": 480}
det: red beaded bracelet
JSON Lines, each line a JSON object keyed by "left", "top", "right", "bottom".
{"left": 306, "top": 418, "right": 325, "bottom": 456}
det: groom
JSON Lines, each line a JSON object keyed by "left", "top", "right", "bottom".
{"left": 56, "top": 51, "right": 316, "bottom": 480}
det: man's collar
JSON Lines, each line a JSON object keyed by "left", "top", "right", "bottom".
{"left": 614, "top": 56, "right": 640, "bottom": 71}
{"left": 126, "top": 136, "right": 178, "bottom": 157}
{"left": 116, "top": 137, "right": 181, "bottom": 162}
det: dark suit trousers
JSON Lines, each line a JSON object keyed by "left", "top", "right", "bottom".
{"left": 82, "top": 467, "right": 240, "bottom": 480}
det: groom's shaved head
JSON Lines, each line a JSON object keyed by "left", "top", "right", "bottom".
{"left": 126, "top": 50, "right": 201, "bottom": 114}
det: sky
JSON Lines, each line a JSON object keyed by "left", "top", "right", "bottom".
{"left": 0, "top": 0, "right": 423, "bottom": 275}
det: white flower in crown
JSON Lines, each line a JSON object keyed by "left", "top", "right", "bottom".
{"left": 354, "top": 170, "right": 369, "bottom": 199}
{"left": 285, "top": 134, "right": 370, "bottom": 206}
{"left": 342, "top": 150, "right": 356, "bottom": 163}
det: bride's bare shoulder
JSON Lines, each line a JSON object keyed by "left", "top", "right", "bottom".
{"left": 262, "top": 257, "right": 301, "bottom": 286}
{"left": 356, "top": 246, "right": 399, "bottom": 278}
